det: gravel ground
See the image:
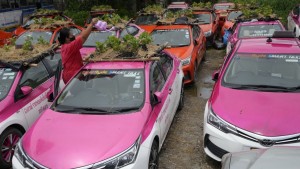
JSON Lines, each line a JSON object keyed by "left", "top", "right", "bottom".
{"left": 159, "top": 48, "right": 225, "bottom": 169}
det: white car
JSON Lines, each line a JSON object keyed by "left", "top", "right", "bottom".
{"left": 287, "top": 4, "right": 300, "bottom": 37}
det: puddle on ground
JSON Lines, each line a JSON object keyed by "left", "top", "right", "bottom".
{"left": 201, "top": 74, "right": 214, "bottom": 84}
{"left": 198, "top": 87, "right": 212, "bottom": 99}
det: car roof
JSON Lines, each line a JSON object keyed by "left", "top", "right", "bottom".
{"left": 239, "top": 20, "right": 282, "bottom": 26}
{"left": 154, "top": 24, "right": 191, "bottom": 30}
{"left": 213, "top": 2, "right": 234, "bottom": 6}
{"left": 236, "top": 38, "right": 300, "bottom": 54}
{"left": 84, "top": 61, "right": 146, "bottom": 70}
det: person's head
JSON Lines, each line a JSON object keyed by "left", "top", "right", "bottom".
{"left": 58, "top": 27, "right": 75, "bottom": 45}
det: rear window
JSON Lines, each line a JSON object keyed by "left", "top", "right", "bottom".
{"left": 238, "top": 24, "right": 283, "bottom": 38}
{"left": 15, "top": 31, "right": 52, "bottom": 46}
{"left": 135, "top": 14, "right": 159, "bottom": 25}
{"left": 193, "top": 14, "right": 211, "bottom": 24}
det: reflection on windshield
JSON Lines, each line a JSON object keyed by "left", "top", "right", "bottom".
{"left": 83, "top": 31, "right": 116, "bottom": 47}
{"left": 54, "top": 69, "right": 145, "bottom": 114}
{"left": 15, "top": 31, "right": 52, "bottom": 46}
{"left": 238, "top": 25, "right": 282, "bottom": 38}
{"left": 214, "top": 5, "right": 230, "bottom": 10}
{"left": 0, "top": 68, "right": 17, "bottom": 101}
{"left": 151, "top": 29, "right": 190, "bottom": 47}
{"left": 193, "top": 14, "right": 211, "bottom": 24}
{"left": 135, "top": 15, "right": 159, "bottom": 25}
{"left": 223, "top": 53, "right": 300, "bottom": 88}
{"left": 227, "top": 11, "right": 243, "bottom": 21}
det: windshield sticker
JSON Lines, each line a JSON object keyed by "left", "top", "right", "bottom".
{"left": 3, "top": 72, "right": 14, "bottom": 76}
{"left": 8, "top": 76, "right": 14, "bottom": 79}
{"left": 185, "top": 35, "right": 189, "bottom": 38}
{"left": 157, "top": 29, "right": 188, "bottom": 32}
{"left": 4, "top": 68, "right": 11, "bottom": 71}
{"left": 135, "top": 80, "right": 140, "bottom": 83}
{"left": 271, "top": 73, "right": 282, "bottom": 78}
{"left": 135, "top": 76, "right": 141, "bottom": 79}
{"left": 133, "top": 83, "right": 140, "bottom": 88}
{"left": 267, "top": 54, "right": 300, "bottom": 62}
{"left": 2, "top": 76, "right": 7, "bottom": 80}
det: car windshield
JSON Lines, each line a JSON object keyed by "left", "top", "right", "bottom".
{"left": 227, "top": 11, "right": 243, "bottom": 21}
{"left": 120, "top": 26, "right": 140, "bottom": 39}
{"left": 214, "top": 5, "right": 231, "bottom": 10}
{"left": 167, "top": 8, "right": 185, "bottom": 13}
{"left": 151, "top": 29, "right": 190, "bottom": 47}
{"left": 238, "top": 24, "right": 282, "bottom": 38}
{"left": 223, "top": 53, "right": 300, "bottom": 89}
{"left": 83, "top": 31, "right": 116, "bottom": 47}
{"left": 0, "top": 68, "right": 17, "bottom": 101}
{"left": 135, "top": 14, "right": 159, "bottom": 25}
{"left": 53, "top": 69, "right": 145, "bottom": 114}
{"left": 15, "top": 31, "right": 52, "bottom": 46}
{"left": 193, "top": 14, "right": 211, "bottom": 24}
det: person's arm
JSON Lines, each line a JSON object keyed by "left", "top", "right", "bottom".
{"left": 81, "top": 18, "right": 98, "bottom": 43}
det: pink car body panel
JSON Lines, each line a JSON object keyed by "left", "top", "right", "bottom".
{"left": 210, "top": 38, "right": 300, "bottom": 137}
{"left": 19, "top": 51, "right": 183, "bottom": 168}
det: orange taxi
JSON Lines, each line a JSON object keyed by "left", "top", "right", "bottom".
{"left": 14, "top": 12, "right": 72, "bottom": 37}
{"left": 193, "top": 9, "right": 219, "bottom": 45}
{"left": 0, "top": 30, "right": 13, "bottom": 46}
{"left": 151, "top": 18, "right": 206, "bottom": 84}
{"left": 135, "top": 13, "right": 161, "bottom": 33}
{"left": 213, "top": 2, "right": 235, "bottom": 27}
{"left": 221, "top": 10, "right": 242, "bottom": 36}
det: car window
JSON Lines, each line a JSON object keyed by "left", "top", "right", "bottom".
{"left": 151, "top": 62, "right": 166, "bottom": 92}
{"left": 15, "top": 31, "right": 52, "bottom": 46}
{"left": 228, "top": 11, "right": 243, "bottom": 21}
{"left": 193, "top": 14, "right": 211, "bottom": 24}
{"left": 70, "top": 27, "right": 81, "bottom": 36}
{"left": 83, "top": 31, "right": 116, "bottom": 47}
{"left": 152, "top": 29, "right": 190, "bottom": 47}
{"left": 44, "top": 53, "right": 62, "bottom": 73}
{"left": 159, "top": 54, "right": 173, "bottom": 79}
{"left": 135, "top": 14, "right": 159, "bottom": 25}
{"left": 238, "top": 24, "right": 283, "bottom": 38}
{"left": 120, "top": 26, "right": 139, "bottom": 39}
{"left": 0, "top": 68, "right": 17, "bottom": 101}
{"left": 192, "top": 26, "right": 200, "bottom": 41}
{"left": 19, "top": 61, "right": 49, "bottom": 89}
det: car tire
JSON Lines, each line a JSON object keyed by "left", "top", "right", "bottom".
{"left": 202, "top": 50, "right": 207, "bottom": 62}
{"left": 193, "top": 62, "right": 198, "bottom": 82}
{"left": 148, "top": 140, "right": 159, "bottom": 169}
{"left": 0, "top": 128, "right": 22, "bottom": 169}
{"left": 177, "top": 82, "right": 184, "bottom": 111}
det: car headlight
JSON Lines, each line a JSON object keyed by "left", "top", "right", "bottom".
{"left": 181, "top": 56, "right": 191, "bottom": 66}
{"left": 204, "top": 30, "right": 212, "bottom": 37}
{"left": 90, "top": 136, "right": 141, "bottom": 169}
{"left": 207, "top": 107, "right": 237, "bottom": 134}
{"left": 14, "top": 139, "right": 26, "bottom": 166}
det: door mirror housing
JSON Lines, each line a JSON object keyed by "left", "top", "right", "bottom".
{"left": 194, "top": 39, "right": 198, "bottom": 45}
{"left": 212, "top": 70, "right": 220, "bottom": 81}
{"left": 153, "top": 92, "right": 162, "bottom": 105}
{"left": 21, "top": 86, "right": 33, "bottom": 96}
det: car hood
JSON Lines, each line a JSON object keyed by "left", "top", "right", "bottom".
{"left": 22, "top": 109, "right": 147, "bottom": 169}
{"left": 223, "top": 147, "right": 300, "bottom": 169}
{"left": 199, "top": 24, "right": 213, "bottom": 32}
{"left": 80, "top": 47, "right": 96, "bottom": 58}
{"left": 165, "top": 46, "right": 192, "bottom": 60}
{"left": 211, "top": 85, "right": 300, "bottom": 136}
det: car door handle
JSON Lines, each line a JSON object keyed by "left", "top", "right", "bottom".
{"left": 169, "top": 88, "right": 173, "bottom": 94}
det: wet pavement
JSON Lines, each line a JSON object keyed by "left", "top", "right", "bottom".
{"left": 159, "top": 48, "right": 225, "bottom": 169}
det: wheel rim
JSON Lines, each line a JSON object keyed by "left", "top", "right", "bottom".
{"left": 149, "top": 144, "right": 158, "bottom": 169}
{"left": 2, "top": 133, "right": 20, "bottom": 163}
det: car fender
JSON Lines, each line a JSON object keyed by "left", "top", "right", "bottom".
{"left": 0, "top": 110, "right": 28, "bottom": 135}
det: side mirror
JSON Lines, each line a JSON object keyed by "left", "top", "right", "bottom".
{"left": 212, "top": 70, "right": 220, "bottom": 81}
{"left": 194, "top": 39, "right": 198, "bottom": 45}
{"left": 21, "top": 86, "right": 33, "bottom": 96}
{"left": 153, "top": 92, "right": 162, "bottom": 105}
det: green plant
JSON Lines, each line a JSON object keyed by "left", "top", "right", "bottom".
{"left": 22, "top": 36, "right": 33, "bottom": 51}
{"left": 121, "top": 34, "right": 139, "bottom": 53}
{"left": 3, "top": 44, "right": 10, "bottom": 52}
{"left": 144, "top": 4, "right": 164, "bottom": 14}
{"left": 106, "top": 36, "right": 121, "bottom": 51}
{"left": 99, "top": 13, "right": 123, "bottom": 25}
{"left": 91, "top": 5, "right": 113, "bottom": 11}
{"left": 138, "top": 32, "right": 152, "bottom": 46}
{"left": 37, "top": 36, "right": 49, "bottom": 45}
{"left": 95, "top": 41, "right": 107, "bottom": 54}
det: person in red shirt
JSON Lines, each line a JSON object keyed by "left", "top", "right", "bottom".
{"left": 58, "top": 18, "right": 98, "bottom": 83}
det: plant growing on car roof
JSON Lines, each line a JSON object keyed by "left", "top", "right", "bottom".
{"left": 95, "top": 41, "right": 107, "bottom": 54}
{"left": 106, "top": 35, "right": 121, "bottom": 51}
{"left": 139, "top": 32, "right": 152, "bottom": 46}
{"left": 3, "top": 44, "right": 11, "bottom": 52}
{"left": 192, "top": 2, "right": 212, "bottom": 9}
{"left": 121, "top": 34, "right": 140, "bottom": 53}
{"left": 91, "top": 5, "right": 113, "bottom": 11}
{"left": 143, "top": 4, "right": 164, "bottom": 14}
{"left": 37, "top": 36, "right": 49, "bottom": 45}
{"left": 22, "top": 36, "right": 33, "bottom": 51}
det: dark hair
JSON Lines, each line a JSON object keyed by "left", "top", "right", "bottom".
{"left": 58, "top": 27, "right": 70, "bottom": 44}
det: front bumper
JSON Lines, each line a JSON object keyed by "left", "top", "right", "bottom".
{"left": 13, "top": 145, "right": 151, "bottom": 169}
{"left": 203, "top": 102, "right": 300, "bottom": 161}
{"left": 182, "top": 64, "right": 194, "bottom": 84}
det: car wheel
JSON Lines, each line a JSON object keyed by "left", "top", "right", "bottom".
{"left": 0, "top": 128, "right": 22, "bottom": 169}
{"left": 148, "top": 141, "right": 159, "bottom": 169}
{"left": 202, "top": 50, "right": 207, "bottom": 62}
{"left": 177, "top": 82, "right": 184, "bottom": 111}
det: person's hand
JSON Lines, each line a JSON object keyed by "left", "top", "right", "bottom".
{"left": 91, "top": 18, "right": 98, "bottom": 25}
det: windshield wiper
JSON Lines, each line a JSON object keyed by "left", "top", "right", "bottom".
{"left": 230, "top": 84, "right": 291, "bottom": 91}
{"left": 114, "top": 107, "right": 139, "bottom": 112}
{"left": 171, "top": 44, "right": 189, "bottom": 47}
{"left": 54, "top": 106, "right": 112, "bottom": 114}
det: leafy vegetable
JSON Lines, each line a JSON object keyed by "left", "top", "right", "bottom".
{"left": 143, "top": 4, "right": 164, "bottom": 15}
{"left": 37, "top": 36, "right": 49, "bottom": 45}
{"left": 22, "top": 36, "right": 33, "bottom": 51}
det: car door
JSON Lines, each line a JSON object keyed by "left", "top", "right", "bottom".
{"left": 192, "top": 25, "right": 204, "bottom": 67}
{"left": 150, "top": 61, "right": 174, "bottom": 145}
{"left": 15, "top": 58, "right": 54, "bottom": 126}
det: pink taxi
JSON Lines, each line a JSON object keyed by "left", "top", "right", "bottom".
{"left": 13, "top": 50, "right": 184, "bottom": 168}
{"left": 226, "top": 19, "right": 285, "bottom": 54}
{"left": 203, "top": 31, "right": 300, "bottom": 161}
{"left": 0, "top": 52, "right": 61, "bottom": 169}
{"left": 167, "top": 2, "right": 189, "bottom": 13}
